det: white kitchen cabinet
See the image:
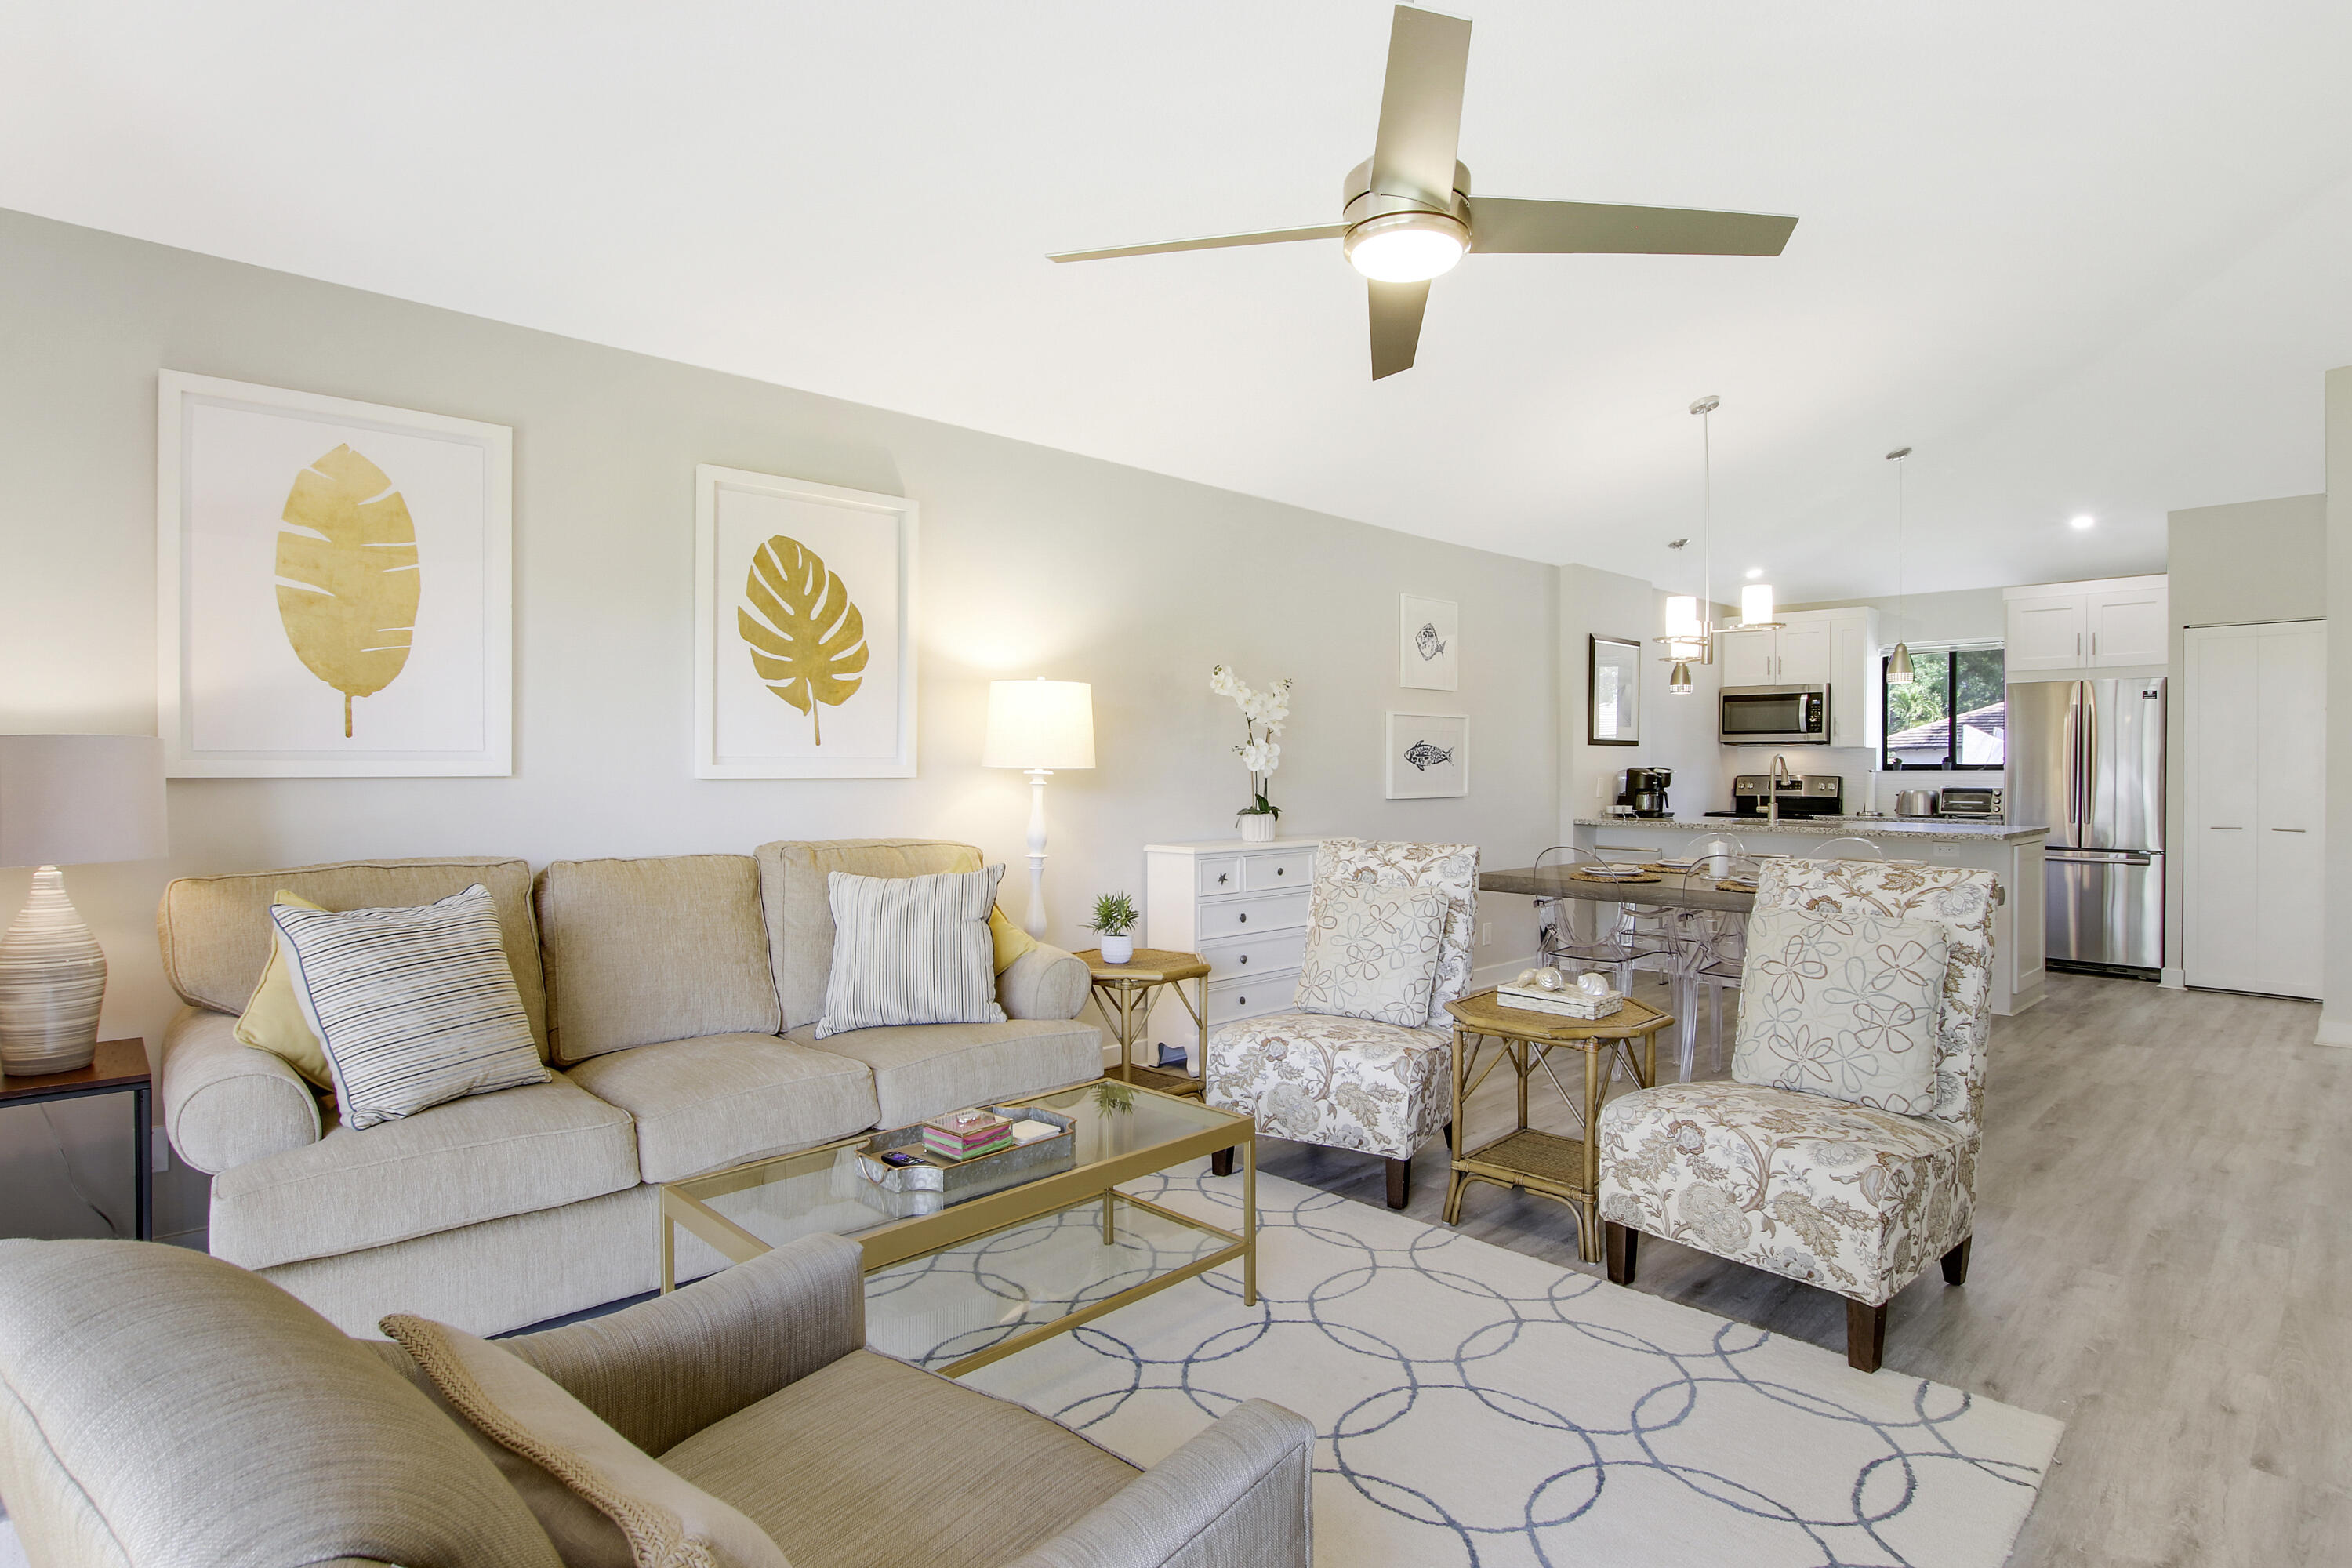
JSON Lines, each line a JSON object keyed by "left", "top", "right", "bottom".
{"left": 2183, "top": 621, "right": 2327, "bottom": 999}
{"left": 1826, "top": 606, "right": 1882, "bottom": 750}
{"left": 1775, "top": 619, "right": 1833, "bottom": 684}
{"left": 1719, "top": 628, "right": 1774, "bottom": 686}
{"left": 2003, "top": 575, "right": 2167, "bottom": 672}
{"left": 2088, "top": 586, "right": 2169, "bottom": 666}
{"left": 1143, "top": 837, "right": 1322, "bottom": 1063}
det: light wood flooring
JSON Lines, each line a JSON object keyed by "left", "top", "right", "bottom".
{"left": 1247, "top": 971, "right": 2349, "bottom": 1566}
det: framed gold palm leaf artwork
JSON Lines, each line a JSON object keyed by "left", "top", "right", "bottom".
{"left": 156, "top": 372, "right": 513, "bottom": 777}
{"left": 693, "top": 464, "right": 918, "bottom": 779}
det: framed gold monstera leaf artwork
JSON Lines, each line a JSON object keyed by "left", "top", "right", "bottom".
{"left": 693, "top": 464, "right": 919, "bottom": 778}
{"left": 157, "top": 372, "right": 513, "bottom": 777}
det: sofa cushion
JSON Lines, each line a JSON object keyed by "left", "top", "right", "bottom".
{"left": 383, "top": 1314, "right": 788, "bottom": 1568}
{"left": 535, "top": 855, "right": 780, "bottom": 1064}
{"left": 234, "top": 891, "right": 333, "bottom": 1084}
{"left": 273, "top": 885, "right": 552, "bottom": 1130}
{"left": 783, "top": 1018, "right": 1101, "bottom": 1128}
{"left": 158, "top": 856, "right": 550, "bottom": 1055}
{"left": 0, "top": 1239, "right": 563, "bottom": 1568}
{"left": 661, "top": 1348, "right": 1137, "bottom": 1568}
{"left": 210, "top": 1076, "right": 640, "bottom": 1271}
{"left": 815, "top": 866, "right": 1006, "bottom": 1040}
{"left": 564, "top": 1033, "right": 880, "bottom": 1183}
{"left": 754, "top": 839, "right": 982, "bottom": 1032}
{"left": 1731, "top": 903, "right": 1949, "bottom": 1116}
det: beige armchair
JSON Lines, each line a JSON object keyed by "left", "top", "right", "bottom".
{"left": 0, "top": 1235, "right": 1312, "bottom": 1567}
{"left": 1596, "top": 858, "right": 1996, "bottom": 1372}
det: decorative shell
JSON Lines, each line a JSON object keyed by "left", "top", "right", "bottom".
{"left": 1534, "top": 967, "right": 1566, "bottom": 992}
{"left": 1514, "top": 967, "right": 1541, "bottom": 987}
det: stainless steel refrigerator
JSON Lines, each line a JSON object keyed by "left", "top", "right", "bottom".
{"left": 2006, "top": 677, "right": 2165, "bottom": 974}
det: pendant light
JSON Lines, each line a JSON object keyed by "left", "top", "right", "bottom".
{"left": 1657, "top": 395, "right": 1729, "bottom": 690}
{"left": 1886, "top": 446, "right": 1915, "bottom": 684}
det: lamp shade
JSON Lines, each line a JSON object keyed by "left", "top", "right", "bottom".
{"left": 0, "top": 735, "right": 169, "bottom": 868}
{"left": 1740, "top": 583, "right": 1775, "bottom": 626}
{"left": 1662, "top": 595, "right": 1702, "bottom": 637}
{"left": 982, "top": 680, "right": 1095, "bottom": 771}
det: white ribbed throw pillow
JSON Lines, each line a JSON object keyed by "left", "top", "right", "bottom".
{"left": 816, "top": 866, "right": 1007, "bottom": 1039}
{"left": 270, "top": 884, "right": 550, "bottom": 1129}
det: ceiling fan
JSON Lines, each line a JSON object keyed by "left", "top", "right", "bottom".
{"left": 1051, "top": 5, "right": 1798, "bottom": 379}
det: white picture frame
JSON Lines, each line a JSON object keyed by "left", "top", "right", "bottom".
{"left": 694, "top": 464, "right": 919, "bottom": 779}
{"left": 157, "top": 371, "right": 513, "bottom": 777}
{"left": 1385, "top": 711, "right": 1469, "bottom": 800}
{"left": 1399, "top": 593, "right": 1460, "bottom": 691}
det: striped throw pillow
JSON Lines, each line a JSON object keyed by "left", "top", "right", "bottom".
{"left": 270, "top": 884, "right": 550, "bottom": 1130}
{"left": 816, "top": 866, "right": 1007, "bottom": 1039}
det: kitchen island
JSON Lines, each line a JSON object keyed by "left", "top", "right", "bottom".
{"left": 1560, "top": 815, "right": 2048, "bottom": 1016}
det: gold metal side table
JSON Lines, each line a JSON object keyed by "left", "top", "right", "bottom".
{"left": 1441, "top": 989, "right": 1674, "bottom": 1263}
{"left": 1073, "top": 947, "right": 1210, "bottom": 1098}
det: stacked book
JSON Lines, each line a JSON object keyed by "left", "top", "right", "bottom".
{"left": 923, "top": 1109, "right": 1014, "bottom": 1161}
{"left": 1497, "top": 982, "right": 1624, "bottom": 1020}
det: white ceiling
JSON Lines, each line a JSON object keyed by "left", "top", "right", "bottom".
{"left": 5, "top": 1, "right": 2350, "bottom": 603}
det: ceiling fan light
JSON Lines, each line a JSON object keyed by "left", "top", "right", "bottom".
{"left": 1888, "top": 642, "right": 1915, "bottom": 684}
{"left": 1344, "top": 212, "right": 1468, "bottom": 282}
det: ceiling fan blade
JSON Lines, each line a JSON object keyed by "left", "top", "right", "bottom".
{"left": 1368, "top": 278, "right": 1430, "bottom": 380}
{"left": 1049, "top": 224, "right": 1347, "bottom": 263}
{"left": 1468, "top": 198, "right": 1797, "bottom": 256}
{"left": 1370, "top": 5, "right": 1472, "bottom": 204}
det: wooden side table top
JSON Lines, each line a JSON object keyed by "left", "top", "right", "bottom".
{"left": 1072, "top": 948, "right": 1210, "bottom": 984}
{"left": 0, "top": 1038, "right": 151, "bottom": 1100}
{"left": 1445, "top": 989, "right": 1673, "bottom": 1043}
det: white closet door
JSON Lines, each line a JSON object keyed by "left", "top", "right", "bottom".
{"left": 2256, "top": 623, "right": 2326, "bottom": 998}
{"left": 2183, "top": 627, "right": 2261, "bottom": 991}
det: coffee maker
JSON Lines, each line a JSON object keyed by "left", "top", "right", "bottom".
{"left": 1616, "top": 767, "right": 1673, "bottom": 819}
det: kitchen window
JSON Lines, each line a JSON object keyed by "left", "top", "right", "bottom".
{"left": 1882, "top": 647, "right": 2005, "bottom": 770}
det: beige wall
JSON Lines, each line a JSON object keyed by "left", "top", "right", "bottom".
{"left": 2164, "top": 493, "right": 2328, "bottom": 985}
{"left": 2325, "top": 371, "right": 2352, "bottom": 1044}
{"left": 0, "top": 208, "right": 1558, "bottom": 1236}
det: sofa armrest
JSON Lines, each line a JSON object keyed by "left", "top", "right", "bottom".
{"left": 161, "top": 1005, "right": 323, "bottom": 1175}
{"left": 996, "top": 1400, "right": 1314, "bottom": 1568}
{"left": 502, "top": 1232, "right": 864, "bottom": 1457}
{"left": 1000, "top": 943, "right": 1091, "bottom": 1021}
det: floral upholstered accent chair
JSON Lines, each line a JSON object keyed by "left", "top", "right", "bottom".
{"left": 1595, "top": 858, "right": 1996, "bottom": 1373}
{"left": 1204, "top": 840, "right": 1479, "bottom": 1209}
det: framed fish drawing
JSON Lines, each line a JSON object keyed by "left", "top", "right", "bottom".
{"left": 1398, "top": 593, "right": 1459, "bottom": 691}
{"left": 1385, "top": 711, "right": 1469, "bottom": 800}
{"left": 156, "top": 372, "right": 513, "bottom": 777}
{"left": 693, "top": 464, "right": 919, "bottom": 779}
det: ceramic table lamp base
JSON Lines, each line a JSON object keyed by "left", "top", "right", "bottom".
{"left": 0, "top": 867, "right": 107, "bottom": 1075}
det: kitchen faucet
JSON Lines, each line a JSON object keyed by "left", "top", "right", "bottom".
{"left": 1769, "top": 753, "right": 1793, "bottom": 826}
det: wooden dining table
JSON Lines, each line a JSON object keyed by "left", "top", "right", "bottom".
{"left": 1477, "top": 864, "right": 1755, "bottom": 913}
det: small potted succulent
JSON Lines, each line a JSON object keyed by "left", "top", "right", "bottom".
{"left": 1086, "top": 892, "right": 1141, "bottom": 964}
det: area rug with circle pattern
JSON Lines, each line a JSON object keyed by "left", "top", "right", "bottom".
{"left": 936, "top": 1161, "right": 2062, "bottom": 1568}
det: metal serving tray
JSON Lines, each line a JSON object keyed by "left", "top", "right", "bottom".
{"left": 849, "top": 1105, "right": 1077, "bottom": 1219}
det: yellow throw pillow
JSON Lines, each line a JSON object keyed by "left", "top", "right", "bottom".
{"left": 234, "top": 891, "right": 332, "bottom": 1087}
{"left": 989, "top": 902, "right": 1039, "bottom": 975}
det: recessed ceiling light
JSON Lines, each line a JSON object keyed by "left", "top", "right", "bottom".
{"left": 1744, "top": 566, "right": 1763, "bottom": 579}
{"left": 2069, "top": 514, "right": 2096, "bottom": 530}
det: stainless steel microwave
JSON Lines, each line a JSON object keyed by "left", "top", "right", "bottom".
{"left": 1719, "top": 684, "right": 1831, "bottom": 746}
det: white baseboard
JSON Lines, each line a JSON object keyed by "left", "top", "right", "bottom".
{"left": 1475, "top": 954, "right": 1541, "bottom": 988}
{"left": 2159, "top": 967, "right": 2187, "bottom": 991}
{"left": 2316, "top": 1018, "right": 2352, "bottom": 1049}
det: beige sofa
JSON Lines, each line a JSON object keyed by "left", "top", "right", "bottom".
{"left": 0, "top": 1235, "right": 1313, "bottom": 1568}
{"left": 158, "top": 840, "right": 1104, "bottom": 1336}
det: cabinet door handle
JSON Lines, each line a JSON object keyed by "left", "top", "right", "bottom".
{"left": 2271, "top": 827, "right": 2306, "bottom": 833}
{"left": 2075, "top": 632, "right": 2082, "bottom": 656}
{"left": 2092, "top": 631, "right": 2099, "bottom": 655}
{"left": 2209, "top": 825, "right": 2243, "bottom": 830}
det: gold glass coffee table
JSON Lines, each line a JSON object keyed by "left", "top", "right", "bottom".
{"left": 660, "top": 1080, "right": 1254, "bottom": 1377}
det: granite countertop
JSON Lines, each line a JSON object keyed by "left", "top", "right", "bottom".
{"left": 1573, "top": 815, "right": 2049, "bottom": 845}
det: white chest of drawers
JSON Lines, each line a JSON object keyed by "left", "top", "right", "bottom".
{"left": 1142, "top": 837, "right": 1322, "bottom": 1062}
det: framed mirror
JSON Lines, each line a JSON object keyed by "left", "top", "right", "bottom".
{"left": 1588, "top": 635, "right": 1641, "bottom": 746}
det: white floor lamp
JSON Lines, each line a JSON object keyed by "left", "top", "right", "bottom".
{"left": 982, "top": 679, "right": 1095, "bottom": 938}
{"left": 0, "top": 735, "right": 169, "bottom": 1075}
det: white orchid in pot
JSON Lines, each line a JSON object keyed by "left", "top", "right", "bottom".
{"left": 1210, "top": 666, "right": 1293, "bottom": 843}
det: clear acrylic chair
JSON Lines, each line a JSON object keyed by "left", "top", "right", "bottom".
{"left": 1669, "top": 839, "right": 1756, "bottom": 1078}
{"left": 1531, "top": 845, "right": 1679, "bottom": 997}
{"left": 1813, "top": 836, "right": 1886, "bottom": 861}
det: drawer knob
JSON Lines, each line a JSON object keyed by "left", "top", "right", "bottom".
{"left": 1218, "top": 873, "right": 1229, "bottom": 884}
{"left": 1238, "top": 997, "right": 1247, "bottom": 1007}
{"left": 1276, "top": 866, "right": 1285, "bottom": 876}
{"left": 1239, "top": 954, "right": 1248, "bottom": 964}
{"left": 1238, "top": 913, "right": 1247, "bottom": 924}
